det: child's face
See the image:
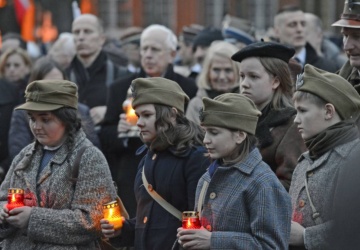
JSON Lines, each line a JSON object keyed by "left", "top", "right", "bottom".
{"left": 294, "top": 99, "right": 329, "bottom": 140}
{"left": 203, "top": 126, "right": 244, "bottom": 161}
{"left": 135, "top": 104, "right": 157, "bottom": 143}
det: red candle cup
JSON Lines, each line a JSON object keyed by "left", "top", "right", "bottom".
{"left": 6, "top": 188, "right": 24, "bottom": 211}
{"left": 182, "top": 211, "right": 201, "bottom": 229}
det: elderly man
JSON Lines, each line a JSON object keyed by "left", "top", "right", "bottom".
{"left": 274, "top": 6, "right": 337, "bottom": 72}
{"left": 99, "top": 24, "right": 197, "bottom": 218}
{"left": 67, "top": 14, "right": 127, "bottom": 125}
{"left": 333, "top": 0, "right": 360, "bottom": 94}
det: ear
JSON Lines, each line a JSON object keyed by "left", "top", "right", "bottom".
{"left": 271, "top": 76, "right": 280, "bottom": 90}
{"left": 324, "top": 103, "right": 336, "bottom": 120}
{"left": 234, "top": 131, "right": 247, "bottom": 145}
{"left": 170, "top": 107, "right": 178, "bottom": 124}
{"left": 169, "top": 50, "right": 177, "bottom": 61}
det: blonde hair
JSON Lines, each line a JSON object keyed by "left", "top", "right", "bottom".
{"left": 197, "top": 41, "right": 240, "bottom": 90}
{"left": 0, "top": 47, "right": 32, "bottom": 76}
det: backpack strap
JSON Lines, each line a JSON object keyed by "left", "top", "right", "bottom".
{"left": 70, "top": 145, "right": 91, "bottom": 183}
{"left": 141, "top": 165, "right": 182, "bottom": 221}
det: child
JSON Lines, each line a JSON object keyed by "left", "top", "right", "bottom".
{"left": 178, "top": 93, "right": 292, "bottom": 249}
{"left": 289, "top": 64, "right": 360, "bottom": 249}
{"left": 101, "top": 77, "right": 209, "bottom": 249}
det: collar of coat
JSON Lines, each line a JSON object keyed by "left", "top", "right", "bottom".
{"left": 136, "top": 143, "right": 197, "bottom": 158}
{"left": 298, "top": 138, "right": 360, "bottom": 172}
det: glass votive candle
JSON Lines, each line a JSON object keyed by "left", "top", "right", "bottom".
{"left": 182, "top": 211, "right": 201, "bottom": 229}
{"left": 6, "top": 188, "right": 24, "bottom": 211}
{"left": 123, "top": 98, "right": 138, "bottom": 126}
{"left": 103, "top": 200, "right": 123, "bottom": 230}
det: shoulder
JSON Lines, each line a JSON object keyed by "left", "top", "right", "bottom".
{"left": 110, "top": 73, "right": 137, "bottom": 90}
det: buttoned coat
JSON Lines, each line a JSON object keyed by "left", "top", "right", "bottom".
{"left": 196, "top": 148, "right": 292, "bottom": 249}
{"left": 289, "top": 139, "right": 360, "bottom": 250}
{"left": 0, "top": 130, "right": 117, "bottom": 250}
{"left": 110, "top": 145, "right": 209, "bottom": 250}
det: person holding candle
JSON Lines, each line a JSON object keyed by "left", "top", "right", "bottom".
{"left": 177, "top": 93, "right": 292, "bottom": 249}
{"left": 0, "top": 79, "right": 118, "bottom": 249}
{"left": 100, "top": 77, "right": 209, "bottom": 249}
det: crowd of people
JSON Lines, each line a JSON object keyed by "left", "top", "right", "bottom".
{"left": 0, "top": 1, "right": 360, "bottom": 249}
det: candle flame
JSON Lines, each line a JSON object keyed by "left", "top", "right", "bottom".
{"left": 187, "top": 218, "right": 192, "bottom": 228}
{"left": 11, "top": 194, "right": 16, "bottom": 202}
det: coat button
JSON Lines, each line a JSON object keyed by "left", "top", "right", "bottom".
{"left": 307, "top": 172, "right": 314, "bottom": 177}
{"left": 40, "top": 201, "right": 45, "bottom": 207}
{"left": 206, "top": 225, "right": 212, "bottom": 231}
{"left": 152, "top": 154, "right": 157, "bottom": 160}
{"left": 148, "top": 184, "right": 153, "bottom": 191}
{"left": 299, "top": 200, "right": 305, "bottom": 208}
{"left": 209, "top": 192, "right": 216, "bottom": 199}
{"left": 143, "top": 216, "right": 148, "bottom": 224}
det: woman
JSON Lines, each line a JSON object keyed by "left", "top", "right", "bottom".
{"left": 8, "top": 57, "right": 100, "bottom": 160}
{"left": 289, "top": 65, "right": 360, "bottom": 249}
{"left": 231, "top": 41, "right": 307, "bottom": 190}
{"left": 178, "top": 93, "right": 292, "bottom": 249}
{"left": 186, "top": 41, "right": 239, "bottom": 124}
{"left": 101, "top": 77, "right": 209, "bottom": 249}
{"left": 0, "top": 79, "right": 117, "bottom": 249}
{"left": 0, "top": 47, "right": 32, "bottom": 102}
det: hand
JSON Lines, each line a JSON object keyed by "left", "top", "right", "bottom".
{"left": 290, "top": 221, "right": 305, "bottom": 246}
{"left": 6, "top": 206, "right": 32, "bottom": 229}
{"left": 0, "top": 204, "right": 10, "bottom": 224}
{"left": 100, "top": 219, "right": 122, "bottom": 238}
{"left": 177, "top": 227, "right": 211, "bottom": 250}
{"left": 117, "top": 114, "right": 132, "bottom": 134}
{"left": 90, "top": 106, "right": 107, "bottom": 125}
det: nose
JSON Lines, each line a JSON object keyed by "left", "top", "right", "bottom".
{"left": 294, "top": 113, "right": 300, "bottom": 124}
{"left": 136, "top": 116, "right": 144, "bottom": 128}
{"left": 31, "top": 120, "right": 41, "bottom": 130}
{"left": 240, "top": 76, "right": 249, "bottom": 89}
{"left": 343, "top": 35, "right": 354, "bottom": 51}
{"left": 218, "top": 70, "right": 226, "bottom": 80}
{"left": 203, "top": 133, "right": 210, "bottom": 145}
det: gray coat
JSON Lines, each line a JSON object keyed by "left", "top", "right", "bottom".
{"left": 289, "top": 139, "right": 360, "bottom": 250}
{"left": 0, "top": 130, "right": 117, "bottom": 250}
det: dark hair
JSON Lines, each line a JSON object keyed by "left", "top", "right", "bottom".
{"left": 28, "top": 57, "right": 66, "bottom": 83}
{"left": 52, "top": 107, "right": 82, "bottom": 149}
{"left": 222, "top": 133, "right": 258, "bottom": 166}
{"left": 149, "top": 104, "right": 204, "bottom": 155}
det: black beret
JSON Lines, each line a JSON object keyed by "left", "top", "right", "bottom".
{"left": 231, "top": 41, "right": 295, "bottom": 63}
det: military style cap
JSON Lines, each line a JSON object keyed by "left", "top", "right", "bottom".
{"left": 332, "top": 0, "right": 360, "bottom": 28}
{"left": 192, "top": 27, "right": 223, "bottom": 50}
{"left": 200, "top": 93, "right": 261, "bottom": 135}
{"left": 231, "top": 41, "right": 295, "bottom": 63}
{"left": 296, "top": 64, "right": 360, "bottom": 120}
{"left": 120, "top": 27, "right": 143, "bottom": 45}
{"left": 16, "top": 80, "right": 78, "bottom": 111}
{"left": 131, "top": 77, "right": 189, "bottom": 113}
{"left": 222, "top": 14, "right": 255, "bottom": 45}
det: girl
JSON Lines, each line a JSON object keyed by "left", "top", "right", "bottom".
{"left": 177, "top": 93, "right": 291, "bottom": 249}
{"left": 101, "top": 77, "right": 209, "bottom": 249}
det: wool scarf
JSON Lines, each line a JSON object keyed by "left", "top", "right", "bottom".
{"left": 305, "top": 121, "right": 359, "bottom": 160}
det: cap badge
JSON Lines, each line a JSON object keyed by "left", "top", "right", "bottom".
{"left": 296, "top": 73, "right": 304, "bottom": 90}
{"left": 199, "top": 108, "right": 205, "bottom": 122}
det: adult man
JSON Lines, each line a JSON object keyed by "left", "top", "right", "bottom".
{"left": 333, "top": 0, "right": 360, "bottom": 94}
{"left": 274, "top": 6, "right": 337, "bottom": 72}
{"left": 67, "top": 14, "right": 127, "bottom": 125}
{"left": 305, "top": 13, "right": 346, "bottom": 70}
{"left": 99, "top": 24, "right": 197, "bottom": 218}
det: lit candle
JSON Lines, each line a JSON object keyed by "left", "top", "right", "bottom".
{"left": 6, "top": 188, "right": 24, "bottom": 211}
{"left": 123, "top": 98, "right": 138, "bottom": 126}
{"left": 103, "top": 200, "right": 123, "bottom": 230}
{"left": 182, "top": 211, "right": 201, "bottom": 229}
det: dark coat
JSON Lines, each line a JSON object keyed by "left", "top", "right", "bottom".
{"left": 110, "top": 145, "right": 209, "bottom": 250}
{"left": 256, "top": 107, "right": 307, "bottom": 190}
{"left": 0, "top": 79, "right": 21, "bottom": 173}
{"left": 8, "top": 103, "right": 101, "bottom": 160}
{"left": 66, "top": 51, "right": 129, "bottom": 108}
{"left": 305, "top": 43, "right": 338, "bottom": 73}
{"left": 99, "top": 65, "right": 198, "bottom": 217}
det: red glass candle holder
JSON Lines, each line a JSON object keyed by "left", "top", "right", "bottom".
{"left": 103, "top": 200, "right": 123, "bottom": 230}
{"left": 6, "top": 188, "right": 24, "bottom": 211}
{"left": 182, "top": 211, "right": 201, "bottom": 229}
